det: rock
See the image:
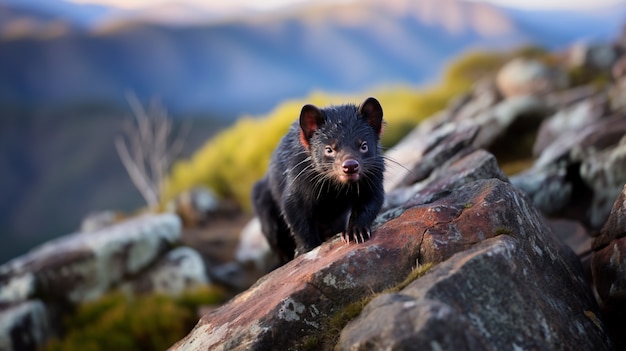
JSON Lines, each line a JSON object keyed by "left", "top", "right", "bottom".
{"left": 470, "top": 95, "right": 551, "bottom": 149}
{"left": 235, "top": 217, "right": 273, "bottom": 272}
{"left": 0, "top": 300, "right": 51, "bottom": 351}
{"left": 171, "top": 178, "right": 608, "bottom": 350}
{"left": 592, "top": 184, "right": 626, "bottom": 303}
{"left": 568, "top": 41, "right": 622, "bottom": 72}
{"left": 383, "top": 123, "right": 480, "bottom": 194}
{"left": 580, "top": 136, "right": 626, "bottom": 227}
{"left": 79, "top": 210, "right": 118, "bottom": 232}
{"left": 169, "top": 186, "right": 220, "bottom": 227}
{"left": 533, "top": 93, "right": 609, "bottom": 156}
{"left": 509, "top": 164, "right": 572, "bottom": 216}
{"left": 384, "top": 148, "right": 507, "bottom": 210}
{"left": 339, "top": 297, "right": 487, "bottom": 351}
{"left": 511, "top": 115, "right": 626, "bottom": 227}
{"left": 546, "top": 218, "right": 592, "bottom": 257}
{"left": 591, "top": 184, "right": 626, "bottom": 348}
{"left": 0, "top": 213, "right": 181, "bottom": 304}
{"left": 339, "top": 235, "right": 611, "bottom": 350}
{"left": 382, "top": 114, "right": 465, "bottom": 192}
{"left": 496, "top": 57, "right": 568, "bottom": 98}
{"left": 450, "top": 79, "right": 501, "bottom": 123}
{"left": 118, "top": 246, "right": 209, "bottom": 297}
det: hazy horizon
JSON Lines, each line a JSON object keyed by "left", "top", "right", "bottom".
{"left": 64, "top": 0, "right": 625, "bottom": 11}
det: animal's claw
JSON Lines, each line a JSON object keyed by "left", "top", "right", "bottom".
{"left": 341, "top": 226, "right": 372, "bottom": 244}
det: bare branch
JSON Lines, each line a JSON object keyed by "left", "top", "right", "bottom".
{"left": 115, "top": 92, "right": 187, "bottom": 211}
{"left": 115, "top": 137, "right": 159, "bottom": 208}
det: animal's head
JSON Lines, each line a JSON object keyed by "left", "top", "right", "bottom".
{"left": 298, "top": 97, "right": 384, "bottom": 184}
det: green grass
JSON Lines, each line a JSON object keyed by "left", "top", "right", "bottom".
{"left": 43, "top": 286, "right": 226, "bottom": 351}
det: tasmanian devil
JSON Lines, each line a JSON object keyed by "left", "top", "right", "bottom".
{"left": 252, "top": 97, "right": 385, "bottom": 265}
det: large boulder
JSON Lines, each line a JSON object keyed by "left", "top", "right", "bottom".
{"left": 0, "top": 213, "right": 213, "bottom": 351}
{"left": 171, "top": 174, "right": 609, "bottom": 350}
{"left": 339, "top": 235, "right": 608, "bottom": 350}
{"left": 0, "top": 213, "right": 182, "bottom": 304}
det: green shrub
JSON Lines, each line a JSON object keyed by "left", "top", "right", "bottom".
{"left": 44, "top": 286, "right": 226, "bottom": 351}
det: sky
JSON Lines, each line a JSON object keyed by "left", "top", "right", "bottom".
{"left": 67, "top": 0, "right": 624, "bottom": 11}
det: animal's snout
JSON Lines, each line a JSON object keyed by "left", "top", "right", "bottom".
{"left": 342, "top": 159, "right": 359, "bottom": 174}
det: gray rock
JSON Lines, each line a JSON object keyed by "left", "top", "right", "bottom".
{"left": 0, "top": 300, "right": 50, "bottom": 351}
{"left": 512, "top": 115, "right": 626, "bottom": 226}
{"left": 0, "top": 213, "right": 181, "bottom": 304}
{"left": 340, "top": 235, "right": 611, "bottom": 351}
{"left": 470, "top": 95, "right": 550, "bottom": 149}
{"left": 79, "top": 210, "right": 118, "bottom": 233}
{"left": 339, "top": 296, "right": 487, "bottom": 351}
{"left": 383, "top": 122, "right": 480, "bottom": 193}
{"left": 580, "top": 136, "right": 626, "bottom": 227}
{"left": 118, "top": 246, "right": 209, "bottom": 297}
{"left": 382, "top": 113, "right": 459, "bottom": 192}
{"left": 510, "top": 164, "right": 572, "bottom": 216}
{"left": 533, "top": 93, "right": 609, "bottom": 156}
{"left": 450, "top": 79, "right": 501, "bottom": 123}
{"left": 235, "top": 217, "right": 272, "bottom": 272}
{"left": 384, "top": 149, "right": 507, "bottom": 211}
{"left": 496, "top": 57, "right": 568, "bottom": 98}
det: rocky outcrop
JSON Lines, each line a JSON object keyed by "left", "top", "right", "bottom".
{"left": 0, "top": 213, "right": 209, "bottom": 351}
{"left": 339, "top": 235, "right": 605, "bottom": 350}
{"left": 172, "top": 148, "right": 610, "bottom": 350}
{"left": 172, "top": 38, "right": 626, "bottom": 350}
{"left": 0, "top": 213, "right": 183, "bottom": 304}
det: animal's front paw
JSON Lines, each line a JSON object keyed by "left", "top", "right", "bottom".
{"left": 341, "top": 225, "right": 372, "bottom": 244}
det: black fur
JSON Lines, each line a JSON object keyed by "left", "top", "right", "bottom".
{"left": 252, "top": 97, "right": 385, "bottom": 265}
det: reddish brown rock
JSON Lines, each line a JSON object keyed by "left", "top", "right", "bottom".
{"left": 340, "top": 235, "right": 610, "bottom": 351}
{"left": 591, "top": 184, "right": 626, "bottom": 348}
{"left": 592, "top": 184, "right": 626, "bottom": 305}
{"left": 171, "top": 179, "right": 607, "bottom": 350}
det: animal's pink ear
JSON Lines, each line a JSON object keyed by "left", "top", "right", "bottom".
{"left": 299, "top": 104, "right": 324, "bottom": 148}
{"left": 359, "top": 97, "right": 383, "bottom": 137}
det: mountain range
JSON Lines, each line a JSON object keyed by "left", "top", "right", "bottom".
{"left": 0, "top": 0, "right": 625, "bottom": 263}
{"left": 2, "top": 0, "right": 625, "bottom": 116}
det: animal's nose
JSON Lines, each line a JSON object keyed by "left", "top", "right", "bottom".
{"left": 342, "top": 159, "right": 359, "bottom": 174}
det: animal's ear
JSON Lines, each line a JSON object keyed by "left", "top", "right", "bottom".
{"left": 299, "top": 104, "right": 325, "bottom": 149}
{"left": 358, "top": 97, "right": 383, "bottom": 137}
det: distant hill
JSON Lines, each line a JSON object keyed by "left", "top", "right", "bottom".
{"left": 0, "top": 0, "right": 625, "bottom": 263}
{"left": 1, "top": 0, "right": 624, "bottom": 117}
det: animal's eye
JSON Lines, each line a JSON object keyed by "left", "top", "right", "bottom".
{"left": 325, "top": 146, "right": 334, "bottom": 156}
{"left": 360, "top": 141, "right": 368, "bottom": 153}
